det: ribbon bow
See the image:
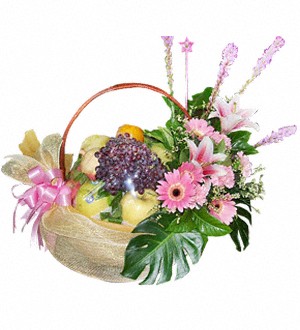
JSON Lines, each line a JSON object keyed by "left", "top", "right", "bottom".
{"left": 13, "top": 166, "right": 72, "bottom": 248}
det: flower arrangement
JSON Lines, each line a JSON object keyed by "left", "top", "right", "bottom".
{"left": 2, "top": 36, "right": 296, "bottom": 285}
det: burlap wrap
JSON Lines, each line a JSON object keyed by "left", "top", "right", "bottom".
{"left": 40, "top": 206, "right": 135, "bottom": 282}
{"left": 2, "top": 134, "right": 136, "bottom": 283}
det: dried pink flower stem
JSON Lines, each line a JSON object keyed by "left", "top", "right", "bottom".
{"left": 206, "top": 43, "right": 238, "bottom": 112}
{"left": 238, "top": 36, "right": 285, "bottom": 95}
{"left": 254, "top": 125, "right": 297, "bottom": 147}
{"left": 161, "top": 36, "right": 174, "bottom": 95}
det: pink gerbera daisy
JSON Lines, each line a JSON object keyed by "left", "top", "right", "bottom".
{"left": 184, "top": 118, "right": 214, "bottom": 139}
{"left": 178, "top": 162, "right": 204, "bottom": 183}
{"left": 209, "top": 196, "right": 237, "bottom": 225}
{"left": 156, "top": 170, "right": 195, "bottom": 213}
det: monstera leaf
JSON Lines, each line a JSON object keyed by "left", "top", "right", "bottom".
{"left": 230, "top": 203, "right": 252, "bottom": 251}
{"left": 121, "top": 213, "right": 207, "bottom": 285}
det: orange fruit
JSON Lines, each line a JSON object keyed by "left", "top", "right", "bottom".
{"left": 116, "top": 124, "right": 144, "bottom": 142}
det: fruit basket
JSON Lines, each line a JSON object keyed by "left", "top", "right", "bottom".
{"left": 41, "top": 82, "right": 189, "bottom": 283}
{"left": 2, "top": 36, "right": 296, "bottom": 284}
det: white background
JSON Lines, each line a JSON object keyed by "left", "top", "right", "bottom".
{"left": 0, "top": 1, "right": 299, "bottom": 329}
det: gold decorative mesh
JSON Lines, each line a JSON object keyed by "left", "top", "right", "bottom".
{"left": 2, "top": 133, "right": 136, "bottom": 282}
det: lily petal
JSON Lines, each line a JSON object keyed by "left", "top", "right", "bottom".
{"left": 187, "top": 140, "right": 199, "bottom": 162}
{"left": 203, "top": 164, "right": 227, "bottom": 177}
{"left": 211, "top": 152, "right": 227, "bottom": 163}
{"left": 196, "top": 137, "right": 214, "bottom": 164}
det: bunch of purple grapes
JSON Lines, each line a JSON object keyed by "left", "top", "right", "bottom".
{"left": 95, "top": 134, "right": 166, "bottom": 195}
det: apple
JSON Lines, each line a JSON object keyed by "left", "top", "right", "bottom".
{"left": 74, "top": 181, "right": 111, "bottom": 219}
{"left": 80, "top": 147, "right": 100, "bottom": 180}
{"left": 80, "top": 134, "right": 110, "bottom": 155}
{"left": 150, "top": 143, "right": 173, "bottom": 165}
{"left": 120, "top": 189, "right": 159, "bottom": 226}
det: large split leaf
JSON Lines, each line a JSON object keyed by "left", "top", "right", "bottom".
{"left": 121, "top": 213, "right": 207, "bottom": 285}
{"left": 230, "top": 216, "right": 250, "bottom": 251}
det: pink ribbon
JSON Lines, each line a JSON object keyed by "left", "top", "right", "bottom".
{"left": 13, "top": 166, "right": 72, "bottom": 248}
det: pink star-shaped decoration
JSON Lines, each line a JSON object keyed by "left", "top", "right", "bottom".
{"left": 179, "top": 37, "right": 194, "bottom": 52}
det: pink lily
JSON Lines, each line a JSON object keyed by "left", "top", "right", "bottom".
{"left": 187, "top": 136, "right": 227, "bottom": 178}
{"left": 211, "top": 95, "right": 258, "bottom": 134}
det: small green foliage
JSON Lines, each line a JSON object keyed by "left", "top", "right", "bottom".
{"left": 67, "top": 155, "right": 89, "bottom": 184}
{"left": 189, "top": 87, "right": 213, "bottom": 118}
{"left": 100, "top": 191, "right": 123, "bottom": 224}
{"left": 228, "top": 131, "right": 258, "bottom": 155}
{"left": 208, "top": 117, "right": 221, "bottom": 132}
{"left": 144, "top": 127, "right": 174, "bottom": 151}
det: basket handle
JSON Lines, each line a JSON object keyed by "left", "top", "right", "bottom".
{"left": 59, "top": 82, "right": 190, "bottom": 178}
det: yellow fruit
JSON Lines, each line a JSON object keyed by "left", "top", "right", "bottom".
{"left": 74, "top": 181, "right": 110, "bottom": 219}
{"left": 80, "top": 147, "right": 99, "bottom": 180}
{"left": 116, "top": 124, "right": 144, "bottom": 142}
{"left": 19, "top": 130, "right": 40, "bottom": 157}
{"left": 120, "top": 189, "right": 159, "bottom": 226}
{"left": 151, "top": 143, "right": 174, "bottom": 165}
{"left": 80, "top": 135, "right": 110, "bottom": 154}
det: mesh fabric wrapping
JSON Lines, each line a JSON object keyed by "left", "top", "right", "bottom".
{"left": 40, "top": 206, "right": 135, "bottom": 282}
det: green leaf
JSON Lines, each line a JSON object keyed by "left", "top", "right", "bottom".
{"left": 73, "top": 171, "right": 89, "bottom": 185}
{"left": 162, "top": 96, "right": 186, "bottom": 122}
{"left": 166, "top": 210, "right": 196, "bottom": 233}
{"left": 179, "top": 148, "right": 189, "bottom": 163}
{"left": 191, "top": 207, "right": 232, "bottom": 236}
{"left": 228, "top": 130, "right": 251, "bottom": 144}
{"left": 110, "top": 191, "right": 123, "bottom": 210}
{"left": 190, "top": 87, "right": 213, "bottom": 108}
{"left": 236, "top": 206, "right": 252, "bottom": 225}
{"left": 229, "top": 216, "right": 249, "bottom": 251}
{"left": 100, "top": 191, "right": 123, "bottom": 223}
{"left": 215, "top": 139, "right": 226, "bottom": 154}
{"left": 235, "top": 198, "right": 252, "bottom": 211}
{"left": 165, "top": 117, "right": 181, "bottom": 131}
{"left": 144, "top": 127, "right": 174, "bottom": 150}
{"left": 100, "top": 211, "right": 111, "bottom": 219}
{"left": 105, "top": 216, "right": 123, "bottom": 224}
{"left": 228, "top": 131, "right": 258, "bottom": 155}
{"left": 209, "top": 117, "right": 221, "bottom": 132}
{"left": 162, "top": 95, "right": 177, "bottom": 111}
{"left": 121, "top": 213, "right": 207, "bottom": 285}
{"left": 96, "top": 189, "right": 110, "bottom": 200}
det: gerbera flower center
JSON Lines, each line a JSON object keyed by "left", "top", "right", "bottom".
{"left": 212, "top": 201, "right": 223, "bottom": 214}
{"left": 172, "top": 188, "right": 181, "bottom": 197}
{"left": 168, "top": 184, "right": 185, "bottom": 201}
{"left": 192, "top": 129, "right": 204, "bottom": 138}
